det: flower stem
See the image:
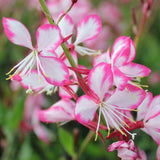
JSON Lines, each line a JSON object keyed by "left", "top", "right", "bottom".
{"left": 39, "top": 0, "right": 77, "bottom": 69}
{"left": 77, "top": 130, "right": 95, "bottom": 158}
{"left": 39, "top": 0, "right": 55, "bottom": 25}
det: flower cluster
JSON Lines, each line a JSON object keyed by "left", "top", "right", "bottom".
{"left": 2, "top": 0, "right": 159, "bottom": 159}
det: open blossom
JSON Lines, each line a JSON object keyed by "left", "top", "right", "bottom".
{"left": 93, "top": 36, "right": 151, "bottom": 90}
{"left": 108, "top": 140, "right": 147, "bottom": 160}
{"left": 3, "top": 17, "right": 69, "bottom": 93}
{"left": 137, "top": 92, "right": 160, "bottom": 145}
{"left": 75, "top": 63, "right": 146, "bottom": 138}
{"left": 54, "top": 14, "right": 102, "bottom": 56}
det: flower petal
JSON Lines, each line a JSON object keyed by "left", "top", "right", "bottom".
{"left": 107, "top": 84, "right": 146, "bottom": 109}
{"left": 57, "top": 13, "right": 74, "bottom": 43}
{"left": 137, "top": 92, "right": 153, "bottom": 121}
{"left": 74, "top": 15, "right": 102, "bottom": 44}
{"left": 38, "top": 55, "right": 69, "bottom": 86}
{"left": 88, "top": 63, "right": 113, "bottom": 100}
{"left": 75, "top": 95, "right": 98, "bottom": 123}
{"left": 113, "top": 66, "right": 129, "bottom": 90}
{"left": 39, "top": 99, "right": 75, "bottom": 123}
{"left": 119, "top": 62, "right": 151, "bottom": 77}
{"left": 3, "top": 17, "right": 33, "bottom": 49}
{"left": 36, "top": 24, "right": 62, "bottom": 51}
{"left": 112, "top": 36, "right": 135, "bottom": 67}
{"left": 144, "top": 95, "right": 160, "bottom": 122}
{"left": 20, "top": 70, "right": 48, "bottom": 90}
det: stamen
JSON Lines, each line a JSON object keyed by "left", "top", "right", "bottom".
{"left": 26, "top": 88, "right": 33, "bottom": 94}
{"left": 95, "top": 105, "right": 102, "bottom": 141}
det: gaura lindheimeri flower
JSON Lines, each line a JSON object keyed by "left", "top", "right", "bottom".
{"left": 137, "top": 92, "right": 160, "bottom": 145}
{"left": 58, "top": 14, "right": 102, "bottom": 56}
{"left": 73, "top": 14, "right": 102, "bottom": 56}
{"left": 108, "top": 140, "right": 147, "bottom": 160}
{"left": 38, "top": 98, "right": 75, "bottom": 124}
{"left": 93, "top": 36, "right": 151, "bottom": 90}
{"left": 75, "top": 63, "right": 146, "bottom": 139}
{"left": 3, "top": 17, "right": 69, "bottom": 91}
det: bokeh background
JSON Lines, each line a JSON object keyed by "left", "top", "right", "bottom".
{"left": 0, "top": 0, "right": 160, "bottom": 159}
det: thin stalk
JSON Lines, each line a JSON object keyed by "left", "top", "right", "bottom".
{"left": 77, "top": 130, "right": 95, "bottom": 157}
{"left": 39, "top": 0, "right": 77, "bottom": 69}
{"left": 39, "top": 0, "right": 55, "bottom": 25}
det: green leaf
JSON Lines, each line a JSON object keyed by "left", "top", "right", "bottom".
{"left": 59, "top": 128, "right": 74, "bottom": 156}
{"left": 7, "top": 95, "right": 26, "bottom": 131}
{"left": 0, "top": 100, "right": 7, "bottom": 126}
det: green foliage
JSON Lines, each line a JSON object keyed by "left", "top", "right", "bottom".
{"left": 59, "top": 128, "right": 75, "bottom": 156}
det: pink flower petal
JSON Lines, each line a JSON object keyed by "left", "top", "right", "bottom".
{"left": 75, "top": 95, "right": 99, "bottom": 123}
{"left": 3, "top": 17, "right": 33, "bottom": 49}
{"left": 88, "top": 63, "right": 113, "bottom": 100}
{"left": 36, "top": 24, "right": 62, "bottom": 51}
{"left": 112, "top": 36, "right": 136, "bottom": 67}
{"left": 113, "top": 66, "right": 129, "bottom": 90}
{"left": 20, "top": 70, "right": 48, "bottom": 90}
{"left": 137, "top": 92, "right": 153, "bottom": 121}
{"left": 119, "top": 62, "right": 151, "bottom": 77}
{"left": 39, "top": 99, "right": 75, "bottom": 123}
{"left": 107, "top": 84, "right": 146, "bottom": 109}
{"left": 74, "top": 15, "right": 102, "bottom": 44}
{"left": 93, "top": 48, "right": 111, "bottom": 67}
{"left": 38, "top": 55, "right": 69, "bottom": 86}
{"left": 144, "top": 95, "right": 160, "bottom": 121}
{"left": 108, "top": 141, "right": 125, "bottom": 152}
{"left": 57, "top": 13, "right": 74, "bottom": 43}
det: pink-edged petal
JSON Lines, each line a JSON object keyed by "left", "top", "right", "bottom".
{"left": 38, "top": 55, "right": 69, "bottom": 86}
{"left": 20, "top": 70, "right": 48, "bottom": 90}
{"left": 108, "top": 141, "right": 126, "bottom": 152}
{"left": 39, "top": 99, "right": 75, "bottom": 123}
{"left": 113, "top": 66, "right": 129, "bottom": 90}
{"left": 36, "top": 24, "right": 62, "bottom": 51}
{"left": 119, "top": 62, "right": 151, "bottom": 77}
{"left": 107, "top": 84, "right": 146, "bottom": 109}
{"left": 93, "top": 48, "right": 111, "bottom": 67}
{"left": 88, "top": 63, "right": 113, "bottom": 100}
{"left": 118, "top": 148, "right": 137, "bottom": 159}
{"left": 137, "top": 92, "right": 153, "bottom": 121}
{"left": 74, "top": 15, "right": 102, "bottom": 44}
{"left": 112, "top": 36, "right": 135, "bottom": 66}
{"left": 75, "top": 95, "right": 99, "bottom": 123}
{"left": 3, "top": 17, "right": 33, "bottom": 49}
{"left": 57, "top": 13, "right": 74, "bottom": 43}
{"left": 144, "top": 95, "right": 160, "bottom": 122}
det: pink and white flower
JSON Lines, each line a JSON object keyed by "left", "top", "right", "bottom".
{"left": 75, "top": 63, "right": 146, "bottom": 138}
{"left": 108, "top": 140, "right": 147, "bottom": 160}
{"left": 93, "top": 36, "right": 151, "bottom": 90}
{"left": 137, "top": 93, "right": 160, "bottom": 145}
{"left": 3, "top": 17, "right": 69, "bottom": 91}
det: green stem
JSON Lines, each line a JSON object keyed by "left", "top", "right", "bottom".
{"left": 61, "top": 43, "right": 77, "bottom": 68}
{"left": 39, "top": 0, "right": 55, "bottom": 25}
{"left": 39, "top": 0, "right": 77, "bottom": 69}
{"left": 77, "top": 130, "right": 95, "bottom": 158}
